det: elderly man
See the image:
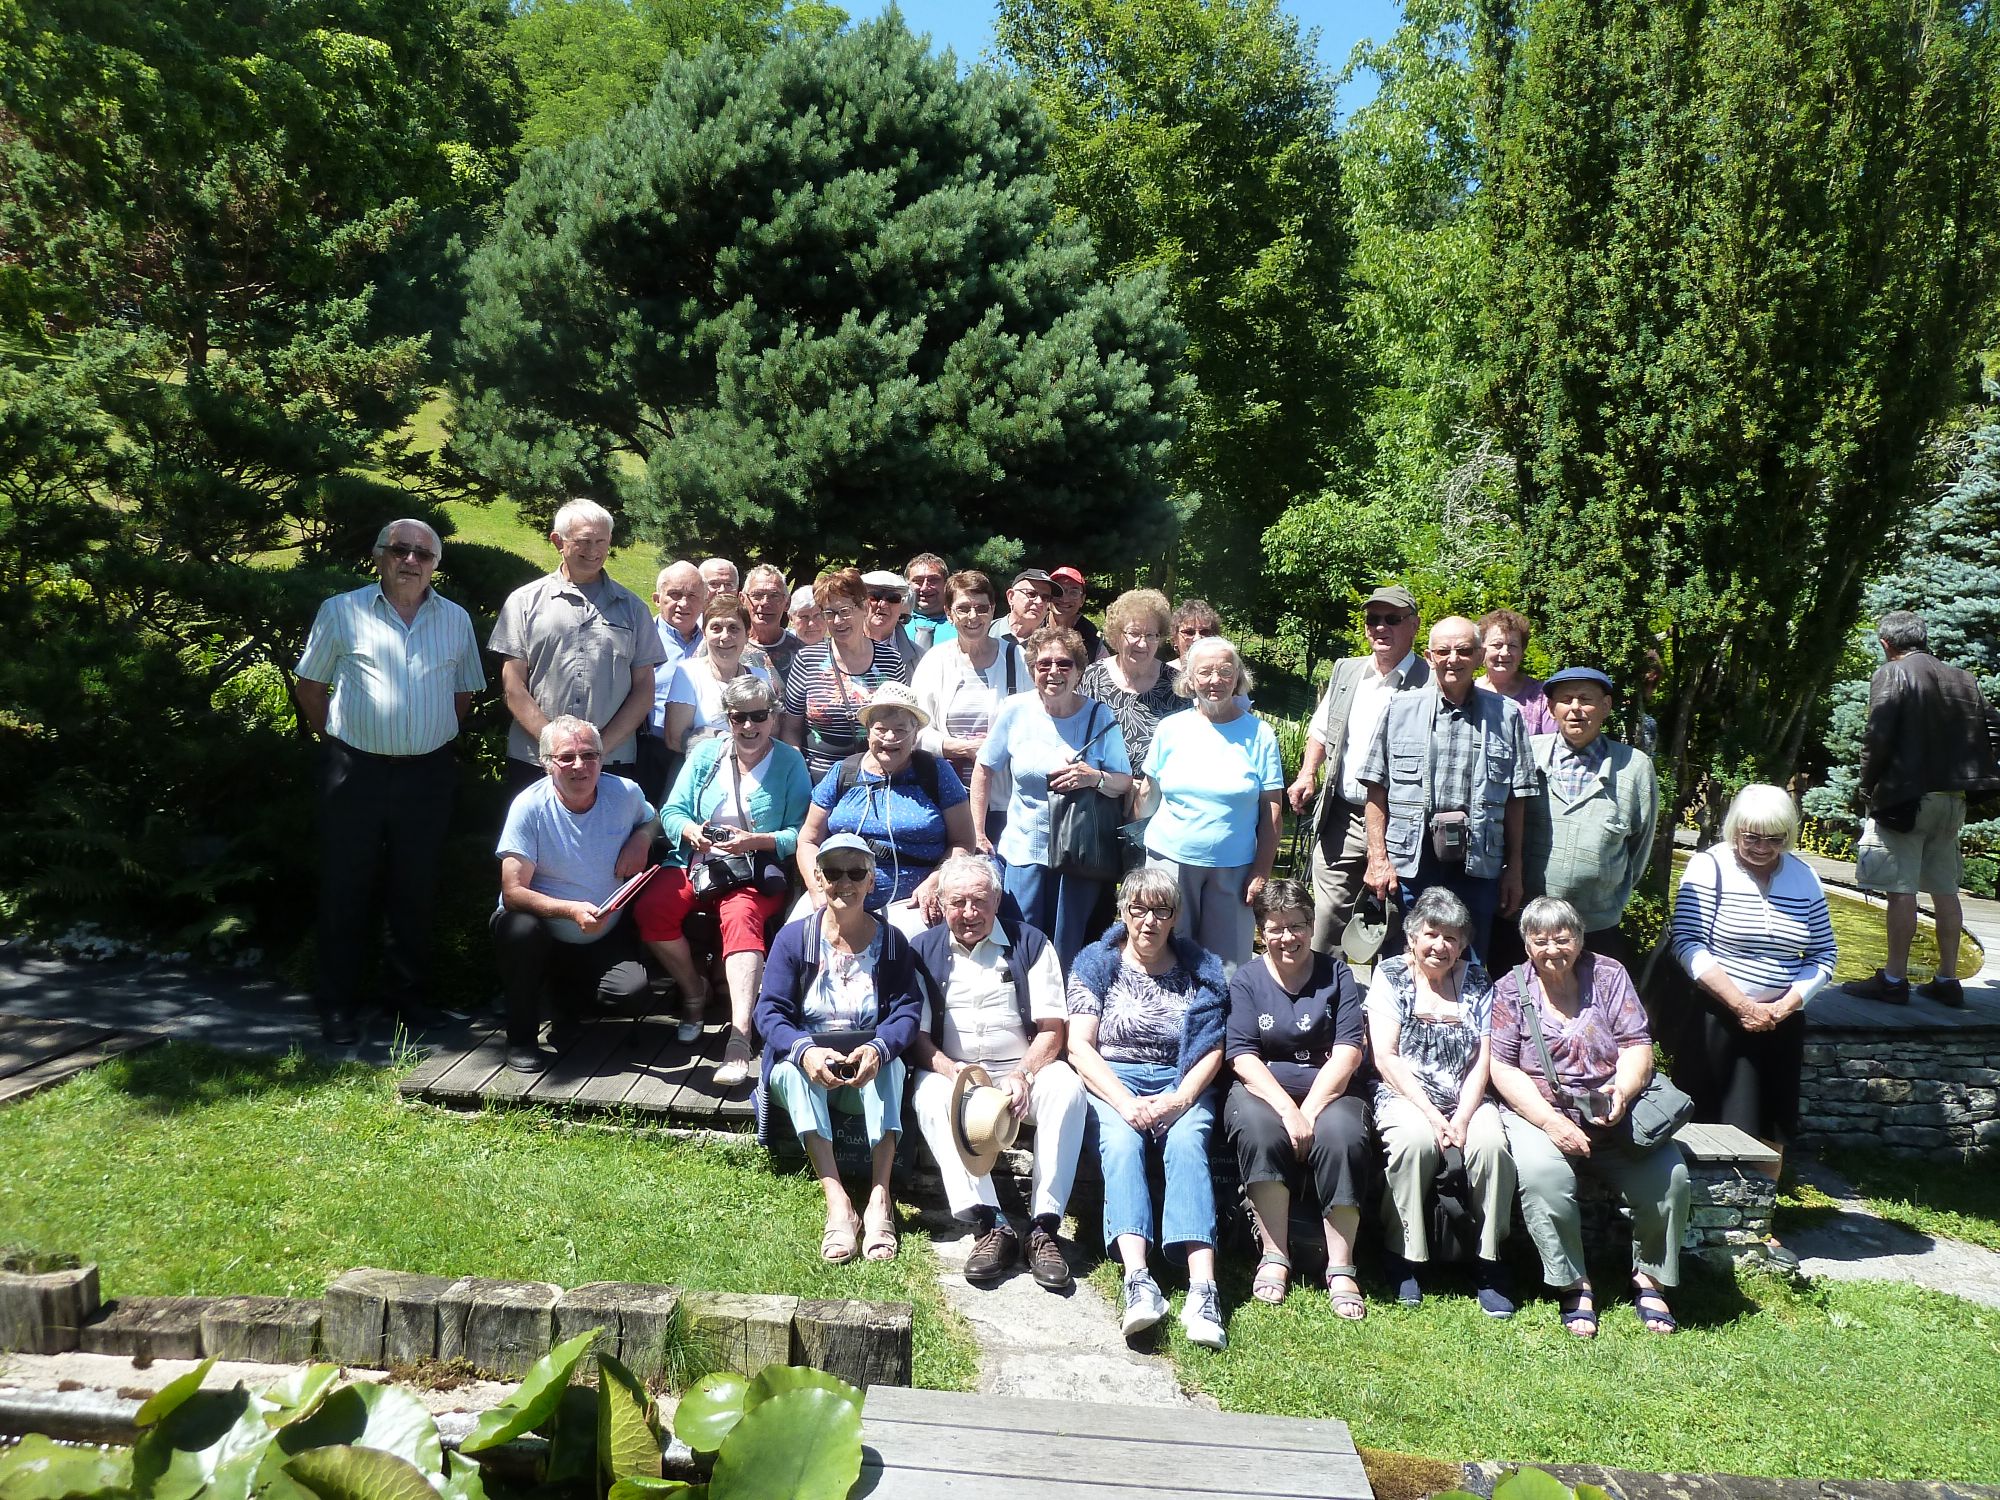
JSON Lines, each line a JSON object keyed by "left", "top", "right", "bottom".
{"left": 490, "top": 499, "right": 665, "bottom": 797}
{"left": 905, "top": 553, "right": 950, "bottom": 651}
{"left": 1513, "top": 666, "right": 1658, "bottom": 974}
{"left": 743, "top": 564, "right": 802, "bottom": 682}
{"left": 862, "top": 568, "right": 925, "bottom": 673}
{"left": 1047, "top": 566, "right": 1104, "bottom": 662}
{"left": 295, "top": 519, "right": 485, "bottom": 1045}
{"left": 908, "top": 855, "right": 1085, "bottom": 1289}
{"left": 993, "top": 568, "right": 1053, "bottom": 652}
{"left": 491, "top": 716, "right": 657, "bottom": 1073}
{"left": 699, "top": 557, "right": 740, "bottom": 595}
{"left": 1287, "top": 585, "right": 1431, "bottom": 954}
{"left": 1360, "top": 615, "right": 1536, "bottom": 960}
{"left": 1846, "top": 609, "right": 2000, "bottom": 1006}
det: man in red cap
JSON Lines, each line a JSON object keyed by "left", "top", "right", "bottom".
{"left": 1047, "top": 566, "right": 1104, "bottom": 662}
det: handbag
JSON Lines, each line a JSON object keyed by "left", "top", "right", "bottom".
{"left": 1516, "top": 963, "right": 1693, "bottom": 1150}
{"left": 1048, "top": 701, "right": 1124, "bottom": 882}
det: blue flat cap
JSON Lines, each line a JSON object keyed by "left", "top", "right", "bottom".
{"left": 1542, "top": 666, "right": 1616, "bottom": 697}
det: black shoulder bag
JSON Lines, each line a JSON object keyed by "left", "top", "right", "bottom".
{"left": 1048, "top": 701, "right": 1124, "bottom": 883}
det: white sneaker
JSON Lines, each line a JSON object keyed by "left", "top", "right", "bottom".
{"left": 1179, "top": 1280, "right": 1227, "bottom": 1350}
{"left": 1120, "top": 1271, "right": 1169, "bottom": 1336}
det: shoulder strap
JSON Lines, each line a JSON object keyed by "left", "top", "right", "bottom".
{"left": 910, "top": 748, "right": 942, "bottom": 804}
{"left": 1004, "top": 645, "right": 1019, "bottom": 696}
{"left": 836, "top": 752, "right": 866, "bottom": 798}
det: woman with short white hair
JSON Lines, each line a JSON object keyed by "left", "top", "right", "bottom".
{"left": 1669, "top": 783, "right": 1835, "bottom": 1147}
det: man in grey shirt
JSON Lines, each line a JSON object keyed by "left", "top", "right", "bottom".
{"left": 490, "top": 498, "right": 665, "bottom": 796}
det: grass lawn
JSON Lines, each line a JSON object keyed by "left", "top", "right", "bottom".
{"left": 0, "top": 1044, "right": 977, "bottom": 1392}
{"left": 1102, "top": 1258, "right": 2000, "bottom": 1482}
{"left": 1784, "top": 1147, "right": 2000, "bottom": 1253}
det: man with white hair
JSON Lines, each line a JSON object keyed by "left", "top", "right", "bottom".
{"left": 296, "top": 519, "right": 484, "bottom": 1044}
{"left": 490, "top": 499, "right": 665, "bottom": 796}
{"left": 743, "top": 563, "right": 803, "bottom": 682}
{"left": 908, "top": 855, "right": 1085, "bottom": 1290}
{"left": 699, "top": 557, "right": 740, "bottom": 595}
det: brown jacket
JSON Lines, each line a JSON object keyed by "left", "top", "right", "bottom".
{"left": 1859, "top": 649, "right": 2000, "bottom": 808}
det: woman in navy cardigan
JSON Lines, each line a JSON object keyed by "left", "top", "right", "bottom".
{"left": 753, "top": 834, "right": 926, "bottom": 1264}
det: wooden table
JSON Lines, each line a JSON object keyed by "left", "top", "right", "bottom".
{"left": 855, "top": 1386, "right": 1374, "bottom": 1499}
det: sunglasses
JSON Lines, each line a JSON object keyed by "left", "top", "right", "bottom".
{"left": 1034, "top": 658, "right": 1076, "bottom": 672}
{"left": 548, "top": 751, "right": 601, "bottom": 766}
{"left": 384, "top": 544, "right": 437, "bottom": 562}
{"left": 727, "top": 709, "right": 771, "bottom": 725}
{"left": 1364, "top": 611, "right": 1407, "bottom": 627}
{"left": 820, "top": 863, "right": 872, "bottom": 884}
{"left": 867, "top": 591, "right": 904, "bottom": 604}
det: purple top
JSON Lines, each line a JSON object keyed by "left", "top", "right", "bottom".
{"left": 1489, "top": 954, "right": 1650, "bottom": 1125}
{"left": 1479, "top": 676, "right": 1558, "bottom": 736}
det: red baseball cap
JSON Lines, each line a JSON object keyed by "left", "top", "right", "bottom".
{"left": 1049, "top": 566, "right": 1086, "bottom": 589}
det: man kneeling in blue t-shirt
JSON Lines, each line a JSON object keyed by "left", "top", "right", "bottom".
{"left": 493, "top": 715, "right": 658, "bottom": 1073}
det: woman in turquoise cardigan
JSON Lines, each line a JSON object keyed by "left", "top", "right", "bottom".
{"left": 633, "top": 675, "right": 812, "bottom": 1085}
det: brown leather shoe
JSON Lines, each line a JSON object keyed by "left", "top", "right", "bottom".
{"left": 1024, "top": 1224, "right": 1072, "bottom": 1290}
{"left": 964, "top": 1223, "right": 1019, "bottom": 1285}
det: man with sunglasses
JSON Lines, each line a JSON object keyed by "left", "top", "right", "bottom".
{"left": 296, "top": 519, "right": 485, "bottom": 1045}
{"left": 1287, "top": 585, "right": 1431, "bottom": 955}
{"left": 862, "top": 568, "right": 927, "bottom": 670}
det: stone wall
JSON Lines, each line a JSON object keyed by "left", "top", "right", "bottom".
{"left": 1798, "top": 1032, "right": 2000, "bottom": 1158}
{"left": 1580, "top": 1159, "right": 1776, "bottom": 1266}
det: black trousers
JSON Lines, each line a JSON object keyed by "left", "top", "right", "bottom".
{"left": 1673, "top": 994, "right": 1805, "bottom": 1143}
{"left": 489, "top": 908, "right": 650, "bottom": 1046}
{"left": 316, "top": 739, "right": 457, "bottom": 1018}
{"left": 1223, "top": 1082, "right": 1370, "bottom": 1212}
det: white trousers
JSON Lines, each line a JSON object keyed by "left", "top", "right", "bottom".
{"left": 911, "top": 1058, "right": 1087, "bottom": 1222}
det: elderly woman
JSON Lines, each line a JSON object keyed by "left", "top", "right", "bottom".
{"left": 797, "top": 682, "right": 977, "bottom": 938}
{"left": 1490, "top": 897, "right": 1691, "bottom": 1336}
{"left": 1068, "top": 867, "right": 1230, "bottom": 1349}
{"left": 1080, "top": 588, "right": 1183, "bottom": 768}
{"left": 1476, "top": 608, "right": 1557, "bottom": 736}
{"left": 973, "top": 625, "right": 1133, "bottom": 965}
{"left": 1365, "top": 885, "right": 1517, "bottom": 1314}
{"left": 492, "top": 716, "right": 657, "bottom": 1076}
{"left": 1224, "top": 879, "right": 1371, "bottom": 1319}
{"left": 754, "top": 834, "right": 925, "bottom": 1263}
{"left": 1669, "top": 783, "right": 1835, "bottom": 1150}
{"left": 664, "top": 592, "right": 774, "bottom": 752}
{"left": 1139, "top": 636, "right": 1283, "bottom": 970}
{"left": 1169, "top": 597, "right": 1222, "bottom": 672}
{"left": 780, "top": 568, "right": 912, "bottom": 781}
{"left": 634, "top": 676, "right": 811, "bottom": 1086}
{"left": 788, "top": 585, "right": 827, "bottom": 648}
{"left": 910, "top": 569, "right": 1026, "bottom": 841}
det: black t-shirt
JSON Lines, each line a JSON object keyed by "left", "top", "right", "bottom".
{"left": 1224, "top": 952, "right": 1366, "bottom": 1098}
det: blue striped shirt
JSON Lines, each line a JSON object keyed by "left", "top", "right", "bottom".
{"left": 297, "top": 585, "right": 485, "bottom": 755}
{"left": 1672, "top": 847, "right": 1836, "bottom": 1002}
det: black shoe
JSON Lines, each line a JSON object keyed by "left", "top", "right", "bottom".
{"left": 1845, "top": 969, "right": 1910, "bottom": 1005}
{"left": 1472, "top": 1260, "right": 1515, "bottom": 1319}
{"left": 321, "top": 1010, "right": 360, "bottom": 1046}
{"left": 1916, "top": 976, "right": 1965, "bottom": 1008}
{"left": 391, "top": 1001, "right": 450, "bottom": 1030}
{"left": 505, "top": 1044, "right": 550, "bottom": 1074}
{"left": 964, "top": 1224, "right": 1020, "bottom": 1285}
{"left": 1025, "top": 1225, "right": 1072, "bottom": 1290}
{"left": 1384, "top": 1254, "right": 1423, "bottom": 1307}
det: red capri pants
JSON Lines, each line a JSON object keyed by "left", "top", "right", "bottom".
{"left": 632, "top": 868, "right": 786, "bottom": 956}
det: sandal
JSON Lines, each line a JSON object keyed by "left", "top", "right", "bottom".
{"left": 821, "top": 1214, "right": 861, "bottom": 1265}
{"left": 862, "top": 1207, "right": 900, "bottom": 1262}
{"left": 675, "top": 987, "right": 709, "bottom": 1044}
{"left": 1633, "top": 1285, "right": 1678, "bottom": 1335}
{"left": 713, "top": 1031, "right": 754, "bottom": 1087}
{"left": 1251, "top": 1251, "right": 1291, "bottom": 1305}
{"left": 1325, "top": 1265, "right": 1366, "bottom": 1322}
{"left": 1558, "top": 1286, "right": 1598, "bottom": 1339}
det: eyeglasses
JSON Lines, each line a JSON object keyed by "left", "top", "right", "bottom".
{"left": 1179, "top": 624, "right": 1220, "bottom": 639}
{"left": 1034, "top": 658, "right": 1076, "bottom": 672}
{"left": 548, "top": 750, "right": 602, "bottom": 766}
{"left": 1432, "top": 645, "right": 1479, "bottom": 659}
{"left": 1738, "top": 832, "right": 1786, "bottom": 848}
{"left": 1364, "top": 611, "right": 1406, "bottom": 628}
{"left": 727, "top": 709, "right": 771, "bottom": 725}
{"left": 1125, "top": 904, "right": 1174, "bottom": 922}
{"left": 384, "top": 544, "right": 437, "bottom": 562}
{"left": 1262, "top": 919, "right": 1311, "bottom": 940}
{"left": 746, "top": 589, "right": 787, "bottom": 604}
{"left": 951, "top": 599, "right": 994, "bottom": 615}
{"left": 823, "top": 605, "right": 857, "bottom": 622}
{"left": 820, "top": 863, "right": 872, "bottom": 884}
{"left": 867, "top": 591, "right": 904, "bottom": 604}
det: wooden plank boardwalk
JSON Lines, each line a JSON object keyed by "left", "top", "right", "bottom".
{"left": 1802, "top": 978, "right": 2000, "bottom": 1032}
{"left": 856, "top": 1386, "right": 1373, "bottom": 1500}
{"left": 0, "top": 1012, "right": 160, "bottom": 1106}
{"left": 398, "top": 1012, "right": 755, "bottom": 1125}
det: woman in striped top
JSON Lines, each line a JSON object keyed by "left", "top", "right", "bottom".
{"left": 1668, "top": 783, "right": 1835, "bottom": 1146}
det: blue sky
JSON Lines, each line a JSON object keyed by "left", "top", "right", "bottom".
{"left": 859, "top": 0, "right": 1406, "bottom": 115}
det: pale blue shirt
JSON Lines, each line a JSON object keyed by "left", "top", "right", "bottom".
{"left": 1142, "top": 709, "right": 1284, "bottom": 868}
{"left": 979, "top": 694, "right": 1131, "bottom": 867}
{"left": 296, "top": 584, "right": 485, "bottom": 756}
{"left": 496, "top": 775, "right": 655, "bottom": 943}
{"left": 651, "top": 616, "right": 703, "bottom": 731}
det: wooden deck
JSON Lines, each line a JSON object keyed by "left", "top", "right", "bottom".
{"left": 855, "top": 1386, "right": 1373, "bottom": 1500}
{"left": 1803, "top": 977, "right": 2000, "bottom": 1031}
{"left": 0, "top": 1012, "right": 160, "bottom": 1106}
{"left": 397, "top": 1013, "right": 756, "bottom": 1125}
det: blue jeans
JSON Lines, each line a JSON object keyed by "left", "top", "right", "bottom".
{"left": 1087, "top": 1059, "right": 1216, "bottom": 1255}
{"left": 1002, "top": 859, "right": 1103, "bottom": 969}
{"left": 1391, "top": 848, "right": 1499, "bottom": 967}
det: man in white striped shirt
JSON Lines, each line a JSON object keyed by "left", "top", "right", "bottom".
{"left": 296, "top": 519, "right": 486, "bottom": 1045}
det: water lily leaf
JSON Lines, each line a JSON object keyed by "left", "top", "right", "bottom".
{"left": 1495, "top": 1469, "right": 1577, "bottom": 1500}
{"left": 0, "top": 1433, "right": 135, "bottom": 1498}
{"left": 597, "top": 1353, "right": 662, "bottom": 1485}
{"left": 542, "top": 1384, "right": 599, "bottom": 1490}
{"left": 272, "top": 1383, "right": 442, "bottom": 1475}
{"left": 284, "top": 1446, "right": 439, "bottom": 1500}
{"left": 670, "top": 1373, "right": 749, "bottom": 1455}
{"left": 132, "top": 1386, "right": 275, "bottom": 1500}
{"left": 709, "top": 1389, "right": 860, "bottom": 1500}
{"left": 136, "top": 1358, "right": 218, "bottom": 1429}
{"left": 263, "top": 1365, "right": 344, "bottom": 1429}
{"left": 609, "top": 1481, "right": 705, "bottom": 1500}
{"left": 457, "top": 1325, "right": 604, "bottom": 1453}
{"left": 743, "top": 1366, "right": 860, "bottom": 1414}
{"left": 439, "top": 1451, "right": 491, "bottom": 1500}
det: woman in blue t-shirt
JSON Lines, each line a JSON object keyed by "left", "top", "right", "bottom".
{"left": 1139, "top": 636, "right": 1284, "bottom": 971}
{"left": 794, "top": 682, "right": 978, "bottom": 937}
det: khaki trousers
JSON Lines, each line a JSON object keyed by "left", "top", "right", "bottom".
{"left": 1375, "top": 1095, "right": 1514, "bottom": 1262}
{"left": 1309, "top": 797, "right": 1371, "bottom": 955}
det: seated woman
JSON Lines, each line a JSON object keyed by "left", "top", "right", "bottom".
{"left": 663, "top": 592, "right": 773, "bottom": 751}
{"left": 1067, "top": 867, "right": 1230, "bottom": 1350}
{"left": 795, "top": 681, "right": 977, "bottom": 937}
{"left": 1223, "top": 878, "right": 1371, "bottom": 1320}
{"left": 633, "top": 675, "right": 811, "bottom": 1086}
{"left": 491, "top": 716, "right": 658, "bottom": 1076}
{"left": 754, "top": 834, "right": 925, "bottom": 1264}
{"left": 1490, "top": 897, "right": 1692, "bottom": 1337}
{"left": 1365, "top": 885, "right": 1517, "bottom": 1315}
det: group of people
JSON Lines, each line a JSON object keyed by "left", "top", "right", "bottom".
{"left": 295, "top": 506, "right": 1999, "bottom": 1347}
